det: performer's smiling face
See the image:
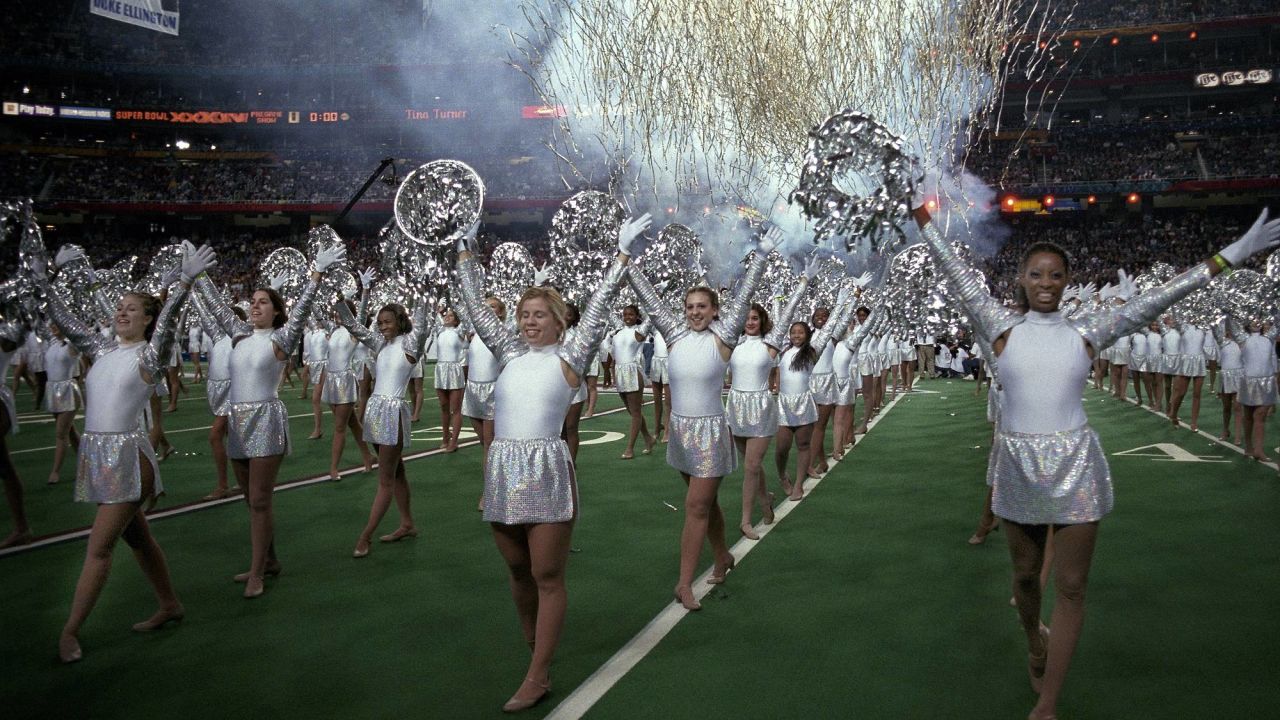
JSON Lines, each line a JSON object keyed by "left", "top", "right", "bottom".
{"left": 115, "top": 294, "right": 153, "bottom": 343}
{"left": 249, "top": 290, "right": 281, "bottom": 329}
{"left": 685, "top": 289, "right": 716, "bottom": 331}
{"left": 1020, "top": 251, "right": 1068, "bottom": 313}
{"left": 519, "top": 296, "right": 561, "bottom": 347}
{"left": 744, "top": 308, "right": 761, "bottom": 336}
{"left": 377, "top": 310, "right": 399, "bottom": 341}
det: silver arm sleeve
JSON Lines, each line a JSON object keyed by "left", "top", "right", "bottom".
{"left": 841, "top": 308, "right": 879, "bottom": 353}
{"left": 188, "top": 290, "right": 227, "bottom": 343}
{"left": 0, "top": 321, "right": 25, "bottom": 350}
{"left": 193, "top": 275, "right": 252, "bottom": 339}
{"left": 627, "top": 267, "right": 687, "bottom": 347}
{"left": 336, "top": 301, "right": 383, "bottom": 354}
{"left": 271, "top": 278, "right": 320, "bottom": 355}
{"left": 814, "top": 297, "right": 856, "bottom": 349}
{"left": 763, "top": 278, "right": 809, "bottom": 351}
{"left": 457, "top": 254, "right": 526, "bottom": 368}
{"left": 142, "top": 283, "right": 189, "bottom": 377}
{"left": 403, "top": 304, "right": 433, "bottom": 362}
{"left": 560, "top": 258, "right": 630, "bottom": 376}
{"left": 357, "top": 283, "right": 372, "bottom": 326}
{"left": 35, "top": 278, "right": 112, "bottom": 361}
{"left": 1069, "top": 265, "right": 1211, "bottom": 351}
{"left": 713, "top": 249, "right": 768, "bottom": 346}
{"left": 918, "top": 222, "right": 1021, "bottom": 346}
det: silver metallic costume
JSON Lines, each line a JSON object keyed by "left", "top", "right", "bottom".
{"left": 919, "top": 220, "right": 1210, "bottom": 524}
{"left": 340, "top": 305, "right": 432, "bottom": 446}
{"left": 630, "top": 249, "right": 768, "bottom": 477}
{"left": 196, "top": 275, "right": 319, "bottom": 459}
{"left": 190, "top": 290, "right": 232, "bottom": 417}
{"left": 458, "top": 252, "right": 627, "bottom": 525}
{"left": 43, "top": 337, "right": 81, "bottom": 414}
{"left": 40, "top": 279, "right": 186, "bottom": 504}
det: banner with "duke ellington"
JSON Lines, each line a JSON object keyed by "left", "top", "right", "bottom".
{"left": 89, "top": 0, "right": 180, "bottom": 36}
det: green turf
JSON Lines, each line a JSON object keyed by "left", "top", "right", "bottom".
{"left": 1, "top": 377, "right": 1276, "bottom": 719}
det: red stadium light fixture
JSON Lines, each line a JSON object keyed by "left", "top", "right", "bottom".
{"left": 1127, "top": 192, "right": 1140, "bottom": 204}
{"left": 1150, "top": 33, "right": 1159, "bottom": 43}
{"left": 1110, "top": 37, "right": 1120, "bottom": 46}
{"left": 1039, "top": 41, "right": 1047, "bottom": 49}
{"left": 1189, "top": 30, "right": 1198, "bottom": 40}
{"left": 1087, "top": 195, "right": 1097, "bottom": 204}
{"left": 1002, "top": 195, "right": 1017, "bottom": 210}
{"left": 1043, "top": 195, "right": 1055, "bottom": 208}
{"left": 666, "top": 207, "right": 675, "bottom": 214}
{"left": 1072, "top": 39, "right": 1081, "bottom": 49}
{"left": 925, "top": 198, "right": 938, "bottom": 211}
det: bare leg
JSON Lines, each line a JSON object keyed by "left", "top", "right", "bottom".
{"left": 165, "top": 366, "right": 182, "bottom": 412}
{"left": 855, "top": 375, "right": 876, "bottom": 433}
{"left": 354, "top": 441, "right": 413, "bottom": 555}
{"left": 298, "top": 364, "right": 311, "bottom": 399}
{"left": 809, "top": 403, "right": 833, "bottom": 477}
{"left": 619, "top": 390, "right": 652, "bottom": 458}
{"left": 1168, "top": 375, "right": 1189, "bottom": 427}
{"left": 49, "top": 411, "right": 78, "bottom": 484}
{"left": 584, "top": 377, "right": 598, "bottom": 417}
{"left": 436, "top": 388, "right": 451, "bottom": 448}
{"left": 308, "top": 370, "right": 325, "bottom": 439}
{"left": 968, "top": 484, "right": 998, "bottom": 544}
{"left": 676, "top": 474, "right": 729, "bottom": 609}
{"left": 562, "top": 402, "right": 584, "bottom": 461}
{"left": 774, "top": 425, "right": 795, "bottom": 497}
{"left": 1029, "top": 522, "right": 1099, "bottom": 719}
{"left": 346, "top": 404, "right": 374, "bottom": 471}
{"left": 1248, "top": 405, "right": 1270, "bottom": 461}
{"left": 242, "top": 455, "right": 284, "bottom": 598}
{"left": 651, "top": 381, "right": 666, "bottom": 441}
{"left": 204, "top": 415, "right": 233, "bottom": 498}
{"left": 1189, "top": 376, "right": 1204, "bottom": 431}
{"left": 411, "top": 377, "right": 424, "bottom": 422}
{"left": 736, "top": 436, "right": 772, "bottom": 537}
{"left": 446, "top": 389, "right": 464, "bottom": 452}
{"left": 662, "top": 384, "right": 672, "bottom": 441}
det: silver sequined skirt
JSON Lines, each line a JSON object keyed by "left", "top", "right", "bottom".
{"left": 434, "top": 360, "right": 464, "bottom": 390}
{"left": 726, "top": 388, "right": 778, "bottom": 437}
{"left": 1216, "top": 367, "right": 1243, "bottom": 395}
{"left": 989, "top": 424, "right": 1112, "bottom": 525}
{"left": 207, "top": 378, "right": 231, "bottom": 416}
{"left": 856, "top": 354, "right": 878, "bottom": 378}
{"left": 1204, "top": 342, "right": 1220, "bottom": 362}
{"left": 901, "top": 347, "right": 917, "bottom": 362}
{"left": 649, "top": 357, "right": 669, "bottom": 384}
{"left": 364, "top": 393, "right": 411, "bottom": 447}
{"left": 1160, "top": 354, "right": 1181, "bottom": 375}
{"left": 462, "top": 379, "right": 496, "bottom": 420}
{"left": 0, "top": 387, "right": 16, "bottom": 436}
{"left": 809, "top": 372, "right": 837, "bottom": 405}
{"left": 228, "top": 399, "right": 292, "bottom": 459}
{"left": 1128, "top": 353, "right": 1147, "bottom": 372}
{"left": 587, "top": 356, "right": 601, "bottom": 378}
{"left": 667, "top": 412, "right": 738, "bottom": 478}
{"left": 76, "top": 429, "right": 162, "bottom": 504}
{"left": 1238, "top": 375, "right": 1277, "bottom": 406}
{"left": 778, "top": 391, "right": 818, "bottom": 427}
{"left": 154, "top": 376, "right": 169, "bottom": 398}
{"left": 321, "top": 369, "right": 360, "bottom": 405}
{"left": 45, "top": 379, "right": 81, "bottom": 414}
{"left": 1110, "top": 350, "right": 1128, "bottom": 367}
{"left": 483, "top": 436, "right": 577, "bottom": 525}
{"left": 835, "top": 376, "right": 856, "bottom": 406}
{"left": 613, "top": 361, "right": 646, "bottom": 393}
{"left": 572, "top": 379, "right": 588, "bottom": 405}
{"left": 1176, "top": 354, "right": 1206, "bottom": 377}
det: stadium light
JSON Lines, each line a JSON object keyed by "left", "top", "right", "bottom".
{"left": 1072, "top": 39, "right": 1081, "bottom": 49}
{"left": 1087, "top": 195, "right": 1097, "bottom": 204}
{"left": 1110, "top": 37, "right": 1120, "bottom": 46}
{"left": 1042, "top": 195, "right": 1055, "bottom": 208}
{"left": 1127, "top": 192, "right": 1140, "bottom": 204}
{"left": 175, "top": 139, "right": 191, "bottom": 150}
{"left": 1189, "top": 30, "right": 1198, "bottom": 40}
{"left": 925, "top": 197, "right": 938, "bottom": 211}
{"left": 1002, "top": 195, "right": 1017, "bottom": 209}
{"left": 1150, "top": 33, "right": 1159, "bottom": 43}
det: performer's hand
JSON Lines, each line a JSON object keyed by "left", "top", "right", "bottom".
{"left": 758, "top": 226, "right": 784, "bottom": 254}
{"left": 1219, "top": 208, "right": 1280, "bottom": 266}
{"left": 617, "top": 213, "right": 652, "bottom": 256}
{"left": 314, "top": 243, "right": 347, "bottom": 273}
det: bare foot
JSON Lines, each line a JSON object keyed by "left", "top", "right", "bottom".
{"left": 762, "top": 494, "right": 776, "bottom": 524}
{"left": 58, "top": 633, "right": 82, "bottom": 664}
{"left": 779, "top": 475, "right": 793, "bottom": 496}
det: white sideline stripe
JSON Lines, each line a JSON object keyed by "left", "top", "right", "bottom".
{"left": 1116, "top": 392, "right": 1278, "bottom": 470}
{"left": 0, "top": 404, "right": 637, "bottom": 558}
{"left": 10, "top": 409, "right": 320, "bottom": 456}
{"left": 544, "top": 390, "right": 912, "bottom": 720}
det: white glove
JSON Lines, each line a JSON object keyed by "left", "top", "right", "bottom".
{"left": 313, "top": 243, "right": 347, "bottom": 273}
{"left": 54, "top": 246, "right": 86, "bottom": 268}
{"left": 802, "top": 254, "right": 822, "bottom": 280}
{"left": 852, "top": 271, "right": 873, "bottom": 288}
{"left": 1060, "top": 285, "right": 1078, "bottom": 302}
{"left": 758, "top": 226, "right": 784, "bottom": 254}
{"left": 1219, "top": 209, "right": 1280, "bottom": 266}
{"left": 357, "top": 267, "right": 376, "bottom": 288}
{"left": 1098, "top": 282, "right": 1116, "bottom": 300}
{"left": 1116, "top": 269, "right": 1137, "bottom": 300}
{"left": 617, "top": 213, "right": 652, "bottom": 256}
{"left": 180, "top": 243, "right": 217, "bottom": 283}
{"left": 268, "top": 273, "right": 288, "bottom": 291}
{"left": 533, "top": 262, "right": 552, "bottom": 286}
{"left": 453, "top": 219, "right": 480, "bottom": 255}
{"left": 835, "top": 285, "right": 852, "bottom": 308}
{"left": 1080, "top": 282, "right": 1097, "bottom": 299}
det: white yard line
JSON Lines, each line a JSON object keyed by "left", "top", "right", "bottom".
{"left": 544, "top": 391, "right": 911, "bottom": 720}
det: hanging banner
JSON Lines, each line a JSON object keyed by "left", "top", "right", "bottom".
{"left": 89, "top": 0, "right": 180, "bottom": 36}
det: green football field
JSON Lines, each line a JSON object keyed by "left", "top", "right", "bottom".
{"left": 1, "top": 369, "right": 1277, "bottom": 719}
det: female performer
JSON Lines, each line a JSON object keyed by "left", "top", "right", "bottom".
{"left": 456, "top": 214, "right": 644, "bottom": 712}
{"left": 1168, "top": 320, "right": 1207, "bottom": 431}
{"left": 650, "top": 328, "right": 671, "bottom": 442}
{"left": 1214, "top": 318, "right": 1244, "bottom": 445}
{"left": 337, "top": 300, "right": 431, "bottom": 557}
{"left": 190, "top": 290, "right": 244, "bottom": 500}
{"left": 806, "top": 306, "right": 837, "bottom": 477}
{"left": 43, "top": 324, "right": 81, "bottom": 485}
{"left": 433, "top": 308, "right": 466, "bottom": 452}
{"left": 1238, "top": 315, "right": 1278, "bottom": 462}
{"left": 629, "top": 227, "right": 781, "bottom": 611}
{"left": 34, "top": 242, "right": 214, "bottom": 663}
{"left": 304, "top": 319, "right": 328, "bottom": 439}
{"left": 612, "top": 305, "right": 655, "bottom": 459}
{"left": 322, "top": 300, "right": 375, "bottom": 480}
{"left": 726, "top": 301, "right": 785, "bottom": 540}
{"left": 916, "top": 204, "right": 1279, "bottom": 719}
{"left": 196, "top": 241, "right": 343, "bottom": 598}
